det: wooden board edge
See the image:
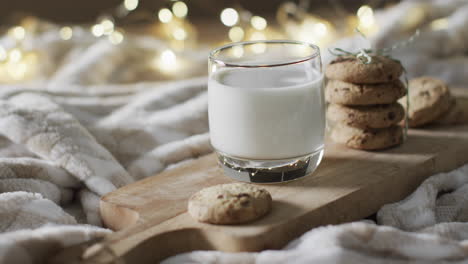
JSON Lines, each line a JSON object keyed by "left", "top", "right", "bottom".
{"left": 100, "top": 197, "right": 140, "bottom": 230}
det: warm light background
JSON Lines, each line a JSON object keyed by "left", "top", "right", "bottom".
{"left": 0, "top": 0, "right": 395, "bottom": 24}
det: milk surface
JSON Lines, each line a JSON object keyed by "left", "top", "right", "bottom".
{"left": 208, "top": 66, "right": 325, "bottom": 160}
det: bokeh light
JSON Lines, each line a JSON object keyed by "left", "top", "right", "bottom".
{"left": 9, "top": 48, "right": 22, "bottom": 63}
{"left": 124, "top": 0, "right": 139, "bottom": 11}
{"left": 59, "top": 27, "right": 73, "bottom": 40}
{"left": 9, "top": 26, "right": 26, "bottom": 40}
{"left": 220, "top": 8, "right": 239, "bottom": 27}
{"left": 357, "top": 5, "right": 375, "bottom": 29}
{"left": 232, "top": 45, "right": 244, "bottom": 58}
{"left": 172, "top": 2, "right": 188, "bottom": 18}
{"left": 251, "top": 43, "right": 266, "bottom": 54}
{"left": 173, "top": 28, "right": 187, "bottom": 40}
{"left": 158, "top": 8, "right": 173, "bottom": 23}
{"left": 109, "top": 30, "right": 124, "bottom": 45}
{"left": 101, "top": 19, "right": 114, "bottom": 35}
{"left": 313, "top": 23, "right": 327, "bottom": 37}
{"left": 251, "top": 16, "right": 267, "bottom": 30}
{"left": 229, "top": 27, "right": 244, "bottom": 42}
{"left": 91, "top": 24, "right": 104, "bottom": 37}
{"left": 155, "top": 49, "right": 178, "bottom": 73}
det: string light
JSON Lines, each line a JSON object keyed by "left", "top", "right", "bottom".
{"left": 228, "top": 27, "right": 244, "bottom": 42}
{"left": 91, "top": 24, "right": 104, "bottom": 37}
{"left": 313, "top": 23, "right": 327, "bottom": 37}
{"left": 154, "top": 49, "right": 178, "bottom": 73}
{"left": 430, "top": 18, "right": 448, "bottom": 30}
{"left": 278, "top": 12, "right": 334, "bottom": 46}
{"left": 251, "top": 16, "right": 267, "bottom": 30}
{"left": 173, "top": 28, "right": 187, "bottom": 40}
{"left": 101, "top": 19, "right": 115, "bottom": 35}
{"left": 158, "top": 8, "right": 173, "bottom": 23}
{"left": 0, "top": 1, "right": 351, "bottom": 82}
{"left": 172, "top": 2, "right": 188, "bottom": 18}
{"left": 124, "top": 0, "right": 139, "bottom": 11}
{"left": 300, "top": 20, "right": 329, "bottom": 43}
{"left": 9, "top": 26, "right": 26, "bottom": 41}
{"left": 59, "top": 26, "right": 73, "bottom": 40}
{"left": 220, "top": 8, "right": 239, "bottom": 27}
{"left": 0, "top": 46, "right": 39, "bottom": 83}
{"left": 2, "top": 51, "right": 38, "bottom": 82}
{"left": 357, "top": 5, "right": 375, "bottom": 29}
{"left": 109, "top": 30, "right": 124, "bottom": 44}
{"left": 232, "top": 45, "right": 244, "bottom": 58}
{"left": 8, "top": 48, "right": 22, "bottom": 63}
{"left": 161, "top": 49, "right": 176, "bottom": 65}
{"left": 7, "top": 62, "right": 27, "bottom": 80}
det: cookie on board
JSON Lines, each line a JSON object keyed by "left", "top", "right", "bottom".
{"left": 188, "top": 183, "right": 272, "bottom": 224}
{"left": 325, "top": 56, "right": 403, "bottom": 84}
{"left": 399, "top": 77, "right": 452, "bottom": 127}
{"left": 434, "top": 98, "right": 468, "bottom": 125}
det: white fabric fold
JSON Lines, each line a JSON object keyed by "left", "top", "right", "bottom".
{"left": 164, "top": 221, "right": 468, "bottom": 264}
{"left": 0, "top": 158, "right": 79, "bottom": 188}
{"left": 0, "top": 93, "right": 133, "bottom": 195}
{"left": 0, "top": 192, "right": 76, "bottom": 233}
{"left": 0, "top": 178, "right": 62, "bottom": 204}
{"left": 378, "top": 163, "right": 468, "bottom": 231}
{"left": 128, "top": 132, "right": 212, "bottom": 179}
{"left": 0, "top": 224, "right": 110, "bottom": 264}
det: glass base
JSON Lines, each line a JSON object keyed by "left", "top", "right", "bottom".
{"left": 216, "top": 148, "right": 324, "bottom": 183}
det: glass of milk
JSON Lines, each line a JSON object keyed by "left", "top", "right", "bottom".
{"left": 208, "top": 40, "right": 325, "bottom": 183}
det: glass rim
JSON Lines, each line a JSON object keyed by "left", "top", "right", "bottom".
{"left": 209, "top": 40, "right": 320, "bottom": 68}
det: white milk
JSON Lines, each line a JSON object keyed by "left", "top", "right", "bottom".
{"left": 208, "top": 66, "right": 325, "bottom": 160}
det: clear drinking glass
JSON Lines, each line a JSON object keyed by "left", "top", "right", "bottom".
{"left": 208, "top": 40, "right": 325, "bottom": 183}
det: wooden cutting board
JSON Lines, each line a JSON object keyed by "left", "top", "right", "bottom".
{"left": 77, "top": 89, "right": 468, "bottom": 264}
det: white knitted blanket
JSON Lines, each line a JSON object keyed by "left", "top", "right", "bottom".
{"left": 1, "top": 0, "right": 468, "bottom": 263}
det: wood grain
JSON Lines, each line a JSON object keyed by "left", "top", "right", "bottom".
{"left": 53, "top": 88, "right": 468, "bottom": 264}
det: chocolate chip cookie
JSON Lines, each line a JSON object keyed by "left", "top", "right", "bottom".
{"left": 326, "top": 79, "right": 406, "bottom": 105}
{"left": 325, "top": 56, "right": 403, "bottom": 84}
{"left": 327, "top": 103, "right": 405, "bottom": 129}
{"left": 188, "top": 183, "right": 272, "bottom": 224}
{"left": 331, "top": 124, "right": 403, "bottom": 150}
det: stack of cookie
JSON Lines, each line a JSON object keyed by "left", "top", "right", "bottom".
{"left": 325, "top": 56, "right": 406, "bottom": 150}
